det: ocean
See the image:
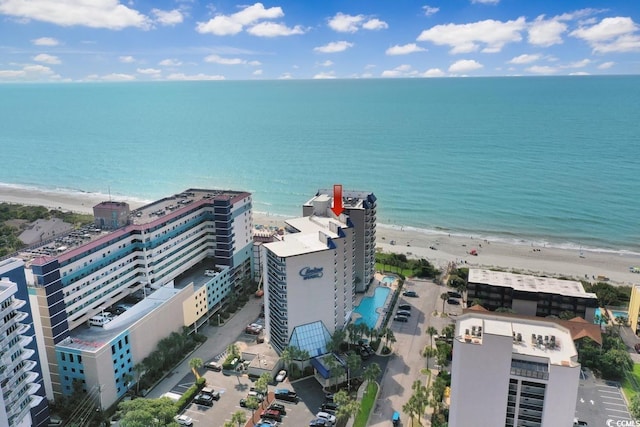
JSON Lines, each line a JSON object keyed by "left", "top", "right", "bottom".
{"left": 0, "top": 77, "right": 638, "bottom": 253}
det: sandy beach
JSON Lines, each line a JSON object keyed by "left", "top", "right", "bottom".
{"left": 2, "top": 186, "right": 639, "bottom": 287}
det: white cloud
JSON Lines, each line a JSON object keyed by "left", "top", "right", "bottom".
{"left": 423, "top": 6, "right": 439, "bottom": 17}
{"left": 0, "top": 70, "right": 26, "bottom": 78}
{"left": 248, "top": 60, "right": 262, "bottom": 66}
{"left": 471, "top": 0, "right": 500, "bottom": 4}
{"left": 386, "top": 43, "right": 426, "bottom": 55}
{"left": 0, "top": 0, "right": 151, "bottom": 30}
{"left": 422, "top": 68, "right": 445, "bottom": 77}
{"left": 562, "top": 59, "right": 591, "bottom": 68}
{"left": 417, "top": 17, "right": 526, "bottom": 54}
{"left": 279, "top": 72, "right": 293, "bottom": 79}
{"left": 327, "top": 12, "right": 387, "bottom": 32}
{"left": 247, "top": 22, "right": 305, "bottom": 37}
{"left": 598, "top": 61, "right": 614, "bottom": 69}
{"left": 569, "top": 71, "right": 590, "bottom": 76}
{"left": 204, "top": 54, "right": 246, "bottom": 65}
{"left": 571, "top": 17, "right": 640, "bottom": 53}
{"left": 196, "top": 2, "right": 286, "bottom": 36}
{"left": 23, "top": 64, "right": 54, "bottom": 74}
{"left": 528, "top": 15, "right": 567, "bottom": 47}
{"left": 32, "top": 37, "right": 59, "bottom": 46}
{"left": 87, "top": 73, "right": 136, "bottom": 81}
{"left": 119, "top": 55, "right": 135, "bottom": 63}
{"left": 0, "top": 63, "right": 60, "bottom": 80}
{"left": 448, "top": 59, "right": 483, "bottom": 73}
{"left": 314, "top": 41, "right": 354, "bottom": 53}
{"left": 381, "top": 64, "right": 418, "bottom": 78}
{"left": 318, "top": 60, "right": 334, "bottom": 67}
{"left": 313, "top": 71, "right": 336, "bottom": 79}
{"left": 253, "top": 69, "right": 263, "bottom": 76}
{"left": 33, "top": 53, "right": 61, "bottom": 64}
{"left": 152, "top": 9, "right": 183, "bottom": 26}
{"left": 508, "top": 54, "right": 541, "bottom": 64}
{"left": 526, "top": 65, "right": 557, "bottom": 74}
{"left": 136, "top": 68, "right": 161, "bottom": 75}
{"left": 159, "top": 58, "right": 182, "bottom": 67}
{"left": 362, "top": 19, "right": 388, "bottom": 31}
{"left": 166, "top": 73, "right": 225, "bottom": 81}
{"left": 328, "top": 13, "right": 364, "bottom": 33}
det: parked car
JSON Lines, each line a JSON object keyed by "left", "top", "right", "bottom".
{"left": 205, "top": 361, "right": 222, "bottom": 371}
{"left": 324, "top": 393, "right": 334, "bottom": 402}
{"left": 316, "top": 411, "right": 337, "bottom": 425}
{"left": 193, "top": 393, "right": 214, "bottom": 407}
{"left": 261, "top": 409, "right": 283, "bottom": 422}
{"left": 396, "top": 310, "right": 411, "bottom": 317}
{"left": 275, "top": 388, "right": 298, "bottom": 402}
{"left": 393, "top": 316, "right": 408, "bottom": 323}
{"left": 257, "top": 419, "right": 278, "bottom": 427}
{"left": 447, "top": 298, "right": 461, "bottom": 305}
{"left": 248, "top": 391, "right": 265, "bottom": 402}
{"left": 310, "top": 419, "right": 331, "bottom": 427}
{"left": 268, "top": 402, "right": 287, "bottom": 415}
{"left": 447, "top": 291, "right": 462, "bottom": 298}
{"left": 403, "top": 291, "right": 418, "bottom": 298}
{"left": 321, "top": 402, "right": 339, "bottom": 413}
{"left": 275, "top": 369, "right": 287, "bottom": 382}
{"left": 398, "top": 304, "right": 412, "bottom": 311}
{"left": 174, "top": 415, "right": 194, "bottom": 426}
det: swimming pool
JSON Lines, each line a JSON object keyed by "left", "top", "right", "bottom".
{"left": 381, "top": 276, "right": 396, "bottom": 285}
{"left": 594, "top": 307, "right": 629, "bottom": 323}
{"left": 354, "top": 287, "right": 391, "bottom": 329}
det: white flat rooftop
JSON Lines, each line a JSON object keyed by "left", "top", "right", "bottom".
{"left": 468, "top": 269, "right": 597, "bottom": 299}
{"left": 457, "top": 313, "right": 578, "bottom": 367}
{"left": 265, "top": 216, "right": 343, "bottom": 258}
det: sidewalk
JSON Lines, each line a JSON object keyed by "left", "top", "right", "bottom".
{"left": 146, "top": 298, "right": 262, "bottom": 398}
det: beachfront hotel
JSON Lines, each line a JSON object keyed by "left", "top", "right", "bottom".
{"left": 449, "top": 311, "right": 581, "bottom": 427}
{"left": 467, "top": 269, "right": 598, "bottom": 321}
{"left": 262, "top": 198, "right": 356, "bottom": 354}
{"left": 0, "top": 269, "right": 46, "bottom": 427}
{"left": 627, "top": 284, "right": 640, "bottom": 335}
{"left": 303, "top": 189, "right": 376, "bottom": 293}
{"left": 0, "top": 258, "right": 49, "bottom": 427}
{"left": 16, "top": 189, "right": 253, "bottom": 410}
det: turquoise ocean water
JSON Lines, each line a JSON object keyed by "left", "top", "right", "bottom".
{"left": 0, "top": 77, "right": 638, "bottom": 253}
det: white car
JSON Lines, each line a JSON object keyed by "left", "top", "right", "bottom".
{"left": 275, "top": 369, "right": 287, "bottom": 382}
{"left": 204, "top": 270, "right": 216, "bottom": 277}
{"left": 316, "top": 411, "right": 336, "bottom": 425}
{"left": 174, "top": 414, "right": 194, "bottom": 426}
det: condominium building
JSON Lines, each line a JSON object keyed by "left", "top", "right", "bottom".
{"left": 19, "top": 189, "right": 253, "bottom": 409}
{"left": 449, "top": 311, "right": 581, "bottom": 427}
{"left": 0, "top": 258, "right": 49, "bottom": 427}
{"left": 467, "top": 269, "right": 598, "bottom": 322}
{"left": 0, "top": 275, "right": 45, "bottom": 427}
{"left": 263, "top": 211, "right": 355, "bottom": 354}
{"left": 303, "top": 189, "right": 376, "bottom": 292}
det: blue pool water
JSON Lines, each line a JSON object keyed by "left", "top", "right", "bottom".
{"left": 382, "top": 276, "right": 396, "bottom": 284}
{"left": 594, "top": 308, "right": 629, "bottom": 323}
{"left": 354, "top": 287, "right": 391, "bottom": 329}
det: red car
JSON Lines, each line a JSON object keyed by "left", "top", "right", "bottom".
{"left": 261, "top": 409, "right": 282, "bottom": 422}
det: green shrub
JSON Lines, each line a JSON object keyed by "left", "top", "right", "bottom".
{"left": 175, "top": 382, "right": 202, "bottom": 412}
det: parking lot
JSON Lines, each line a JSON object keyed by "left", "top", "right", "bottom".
{"left": 575, "top": 369, "right": 634, "bottom": 426}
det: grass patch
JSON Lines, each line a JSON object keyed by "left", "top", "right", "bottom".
{"left": 622, "top": 363, "right": 640, "bottom": 401}
{"left": 353, "top": 382, "right": 378, "bottom": 427}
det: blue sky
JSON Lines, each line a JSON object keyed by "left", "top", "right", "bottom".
{"left": 0, "top": 0, "right": 638, "bottom": 81}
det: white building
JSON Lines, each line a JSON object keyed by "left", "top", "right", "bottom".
{"left": 449, "top": 311, "right": 580, "bottom": 427}
{"left": 0, "top": 278, "right": 43, "bottom": 427}
{"left": 263, "top": 212, "right": 355, "bottom": 354}
{"left": 303, "top": 189, "right": 376, "bottom": 292}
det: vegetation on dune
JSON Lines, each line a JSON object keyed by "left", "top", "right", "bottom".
{"left": 375, "top": 252, "right": 440, "bottom": 278}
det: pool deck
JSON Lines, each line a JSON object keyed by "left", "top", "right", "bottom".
{"left": 352, "top": 273, "right": 399, "bottom": 330}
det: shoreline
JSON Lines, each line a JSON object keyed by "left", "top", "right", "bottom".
{"left": 1, "top": 185, "right": 639, "bottom": 287}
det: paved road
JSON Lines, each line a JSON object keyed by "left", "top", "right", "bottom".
{"left": 369, "top": 279, "right": 459, "bottom": 427}
{"left": 575, "top": 369, "right": 633, "bottom": 427}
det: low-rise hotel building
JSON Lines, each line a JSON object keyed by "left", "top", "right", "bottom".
{"left": 18, "top": 189, "right": 253, "bottom": 409}
{"left": 303, "top": 189, "right": 376, "bottom": 292}
{"left": 467, "top": 269, "right": 598, "bottom": 321}
{"left": 263, "top": 208, "right": 355, "bottom": 354}
{"left": 449, "top": 311, "right": 581, "bottom": 427}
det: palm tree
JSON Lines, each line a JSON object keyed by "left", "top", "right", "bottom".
{"left": 189, "top": 357, "right": 203, "bottom": 381}
{"left": 256, "top": 372, "right": 272, "bottom": 406}
{"left": 281, "top": 346, "right": 293, "bottom": 371}
{"left": 133, "top": 362, "right": 146, "bottom": 395}
{"left": 328, "top": 329, "right": 346, "bottom": 353}
{"left": 426, "top": 326, "right": 438, "bottom": 348}
{"left": 422, "top": 346, "right": 438, "bottom": 370}
{"left": 363, "top": 362, "right": 381, "bottom": 387}
{"left": 346, "top": 351, "right": 361, "bottom": 390}
{"left": 244, "top": 396, "right": 261, "bottom": 421}
{"left": 345, "top": 323, "right": 357, "bottom": 349}
{"left": 231, "top": 410, "right": 246, "bottom": 427}
{"left": 440, "top": 292, "right": 449, "bottom": 312}
{"left": 384, "top": 328, "right": 396, "bottom": 350}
